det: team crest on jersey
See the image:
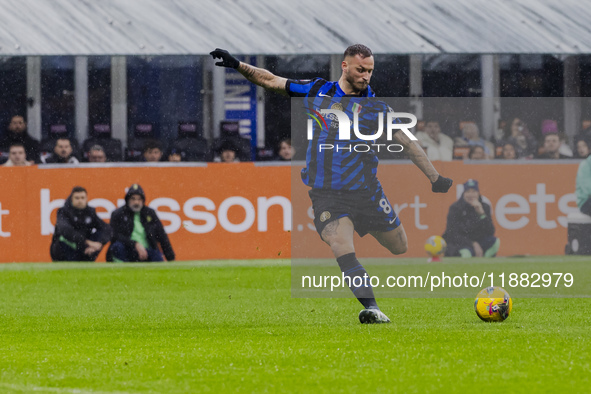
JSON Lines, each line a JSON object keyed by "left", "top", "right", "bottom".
{"left": 328, "top": 103, "right": 344, "bottom": 129}
{"left": 331, "top": 103, "right": 344, "bottom": 111}
{"left": 320, "top": 211, "right": 331, "bottom": 222}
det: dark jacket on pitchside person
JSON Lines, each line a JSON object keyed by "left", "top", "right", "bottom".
{"left": 442, "top": 192, "right": 495, "bottom": 252}
{"left": 109, "top": 185, "right": 175, "bottom": 261}
{"left": 50, "top": 191, "right": 112, "bottom": 260}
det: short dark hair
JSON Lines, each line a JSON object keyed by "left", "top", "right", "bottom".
{"left": 343, "top": 44, "right": 373, "bottom": 59}
{"left": 143, "top": 139, "right": 162, "bottom": 153}
{"left": 9, "top": 142, "right": 25, "bottom": 150}
{"left": 71, "top": 186, "right": 87, "bottom": 195}
{"left": 54, "top": 137, "right": 71, "bottom": 148}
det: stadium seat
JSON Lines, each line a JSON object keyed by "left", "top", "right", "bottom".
{"left": 211, "top": 121, "right": 252, "bottom": 162}
{"left": 177, "top": 121, "right": 203, "bottom": 140}
{"left": 171, "top": 138, "right": 209, "bottom": 161}
{"left": 171, "top": 122, "right": 209, "bottom": 161}
{"left": 256, "top": 147, "right": 276, "bottom": 161}
{"left": 125, "top": 123, "right": 161, "bottom": 162}
{"left": 82, "top": 124, "right": 123, "bottom": 162}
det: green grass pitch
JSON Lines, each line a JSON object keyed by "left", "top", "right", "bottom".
{"left": 0, "top": 257, "right": 589, "bottom": 393}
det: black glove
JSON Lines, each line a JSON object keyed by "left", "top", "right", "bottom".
{"left": 210, "top": 48, "right": 240, "bottom": 69}
{"left": 431, "top": 175, "right": 453, "bottom": 193}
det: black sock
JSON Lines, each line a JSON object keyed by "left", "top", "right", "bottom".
{"left": 336, "top": 252, "right": 378, "bottom": 309}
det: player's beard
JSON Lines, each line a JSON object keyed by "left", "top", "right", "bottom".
{"left": 357, "top": 81, "right": 368, "bottom": 91}
{"left": 130, "top": 204, "right": 142, "bottom": 213}
{"left": 345, "top": 72, "right": 368, "bottom": 94}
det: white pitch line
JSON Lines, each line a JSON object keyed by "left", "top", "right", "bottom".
{"left": 0, "top": 382, "right": 136, "bottom": 394}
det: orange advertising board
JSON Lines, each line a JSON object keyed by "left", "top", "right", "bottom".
{"left": 0, "top": 161, "right": 580, "bottom": 262}
{"left": 292, "top": 161, "right": 579, "bottom": 258}
{"left": 0, "top": 164, "right": 291, "bottom": 262}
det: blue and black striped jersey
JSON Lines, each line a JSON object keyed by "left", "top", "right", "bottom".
{"left": 287, "top": 78, "right": 390, "bottom": 191}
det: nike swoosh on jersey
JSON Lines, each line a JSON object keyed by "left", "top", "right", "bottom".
{"left": 318, "top": 93, "right": 331, "bottom": 97}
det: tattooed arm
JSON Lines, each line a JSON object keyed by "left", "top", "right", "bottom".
{"left": 392, "top": 130, "right": 453, "bottom": 192}
{"left": 209, "top": 48, "right": 288, "bottom": 96}
{"left": 237, "top": 62, "right": 288, "bottom": 96}
{"left": 393, "top": 131, "right": 439, "bottom": 182}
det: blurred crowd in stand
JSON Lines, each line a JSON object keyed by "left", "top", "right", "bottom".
{"left": 414, "top": 117, "right": 590, "bottom": 162}
{"left": 1, "top": 114, "right": 589, "bottom": 167}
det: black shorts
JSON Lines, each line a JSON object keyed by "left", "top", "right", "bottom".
{"left": 308, "top": 185, "right": 401, "bottom": 239}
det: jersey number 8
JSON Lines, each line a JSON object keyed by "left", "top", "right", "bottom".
{"left": 379, "top": 198, "right": 392, "bottom": 214}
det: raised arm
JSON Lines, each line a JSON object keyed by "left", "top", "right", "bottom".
{"left": 210, "top": 48, "right": 288, "bottom": 96}
{"left": 392, "top": 130, "right": 453, "bottom": 193}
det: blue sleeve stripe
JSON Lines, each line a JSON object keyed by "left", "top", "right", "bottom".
{"left": 289, "top": 81, "right": 315, "bottom": 95}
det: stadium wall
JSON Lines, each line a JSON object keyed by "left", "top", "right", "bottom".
{"left": 0, "top": 162, "right": 579, "bottom": 262}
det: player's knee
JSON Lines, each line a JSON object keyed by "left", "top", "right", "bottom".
{"left": 325, "top": 236, "right": 354, "bottom": 256}
{"left": 388, "top": 240, "right": 408, "bottom": 255}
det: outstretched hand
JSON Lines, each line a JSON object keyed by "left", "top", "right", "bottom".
{"left": 209, "top": 48, "right": 240, "bottom": 69}
{"left": 431, "top": 175, "right": 453, "bottom": 193}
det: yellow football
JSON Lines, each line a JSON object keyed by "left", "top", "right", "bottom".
{"left": 474, "top": 286, "right": 513, "bottom": 322}
{"left": 424, "top": 235, "right": 447, "bottom": 257}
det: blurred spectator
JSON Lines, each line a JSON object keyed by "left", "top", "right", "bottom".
{"left": 50, "top": 186, "right": 112, "bottom": 262}
{"left": 277, "top": 138, "right": 295, "bottom": 161}
{"left": 214, "top": 140, "right": 240, "bottom": 163}
{"left": 142, "top": 139, "right": 163, "bottom": 162}
{"left": 220, "top": 148, "right": 237, "bottom": 163}
{"left": 498, "top": 142, "right": 518, "bottom": 160}
{"left": 107, "top": 184, "right": 175, "bottom": 262}
{"left": 574, "top": 136, "right": 590, "bottom": 159}
{"left": 493, "top": 119, "right": 506, "bottom": 143}
{"left": 500, "top": 118, "right": 536, "bottom": 158}
{"left": 581, "top": 122, "right": 591, "bottom": 141}
{"left": 168, "top": 148, "right": 183, "bottom": 162}
{"left": 541, "top": 120, "right": 573, "bottom": 157}
{"left": 559, "top": 133, "right": 574, "bottom": 158}
{"left": 468, "top": 145, "right": 486, "bottom": 160}
{"left": 415, "top": 120, "right": 453, "bottom": 161}
{"left": 442, "top": 179, "right": 499, "bottom": 258}
{"left": 87, "top": 145, "right": 107, "bottom": 163}
{"left": 0, "top": 115, "right": 40, "bottom": 164}
{"left": 41, "top": 137, "right": 80, "bottom": 164}
{"left": 536, "top": 133, "right": 570, "bottom": 159}
{"left": 455, "top": 123, "right": 494, "bottom": 159}
{"left": 82, "top": 124, "right": 123, "bottom": 162}
{"left": 2, "top": 142, "right": 32, "bottom": 167}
